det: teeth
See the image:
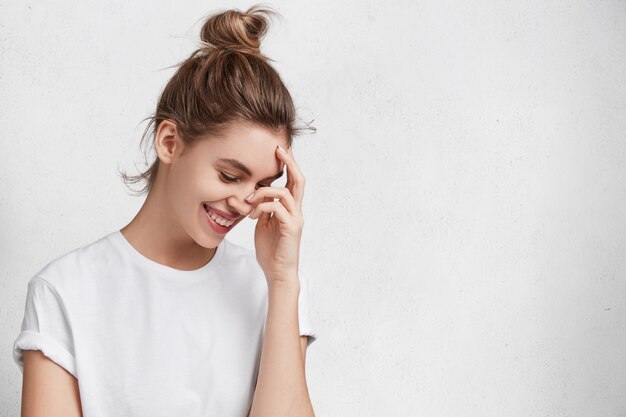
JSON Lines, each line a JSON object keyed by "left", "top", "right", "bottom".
{"left": 205, "top": 206, "right": 235, "bottom": 227}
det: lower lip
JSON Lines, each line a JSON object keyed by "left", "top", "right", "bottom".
{"left": 204, "top": 205, "right": 235, "bottom": 234}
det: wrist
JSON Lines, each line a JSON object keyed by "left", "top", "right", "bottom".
{"left": 267, "top": 276, "right": 300, "bottom": 293}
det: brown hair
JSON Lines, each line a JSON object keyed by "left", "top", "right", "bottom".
{"left": 119, "top": 4, "right": 315, "bottom": 196}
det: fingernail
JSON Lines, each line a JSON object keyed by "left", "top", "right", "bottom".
{"left": 278, "top": 145, "right": 286, "bottom": 153}
{"left": 246, "top": 192, "right": 255, "bottom": 201}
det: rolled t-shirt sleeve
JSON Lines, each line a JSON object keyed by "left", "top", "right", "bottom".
{"left": 13, "top": 276, "right": 77, "bottom": 378}
{"left": 297, "top": 269, "right": 318, "bottom": 347}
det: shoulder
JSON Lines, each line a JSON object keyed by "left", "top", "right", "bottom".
{"left": 220, "top": 238, "right": 261, "bottom": 272}
{"left": 220, "top": 239, "right": 312, "bottom": 286}
{"left": 30, "top": 231, "right": 118, "bottom": 294}
{"left": 218, "top": 239, "right": 269, "bottom": 298}
{"left": 221, "top": 238, "right": 255, "bottom": 260}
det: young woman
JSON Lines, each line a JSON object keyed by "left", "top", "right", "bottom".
{"left": 12, "top": 5, "right": 318, "bottom": 417}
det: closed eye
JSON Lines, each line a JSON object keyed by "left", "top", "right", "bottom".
{"left": 220, "top": 172, "right": 239, "bottom": 183}
{"left": 219, "top": 172, "right": 271, "bottom": 188}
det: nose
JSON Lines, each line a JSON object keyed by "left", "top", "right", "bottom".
{"left": 228, "top": 187, "right": 257, "bottom": 216}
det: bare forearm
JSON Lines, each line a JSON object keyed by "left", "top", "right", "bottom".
{"left": 248, "top": 278, "right": 314, "bottom": 417}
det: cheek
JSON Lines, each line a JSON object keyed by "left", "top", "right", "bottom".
{"left": 195, "top": 175, "right": 232, "bottom": 202}
{"left": 165, "top": 167, "right": 203, "bottom": 204}
{"left": 172, "top": 164, "right": 234, "bottom": 203}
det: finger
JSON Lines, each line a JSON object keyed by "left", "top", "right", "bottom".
{"left": 249, "top": 201, "right": 292, "bottom": 225}
{"left": 259, "top": 196, "right": 272, "bottom": 224}
{"left": 276, "top": 146, "right": 305, "bottom": 209}
{"left": 249, "top": 196, "right": 273, "bottom": 222}
{"left": 246, "top": 185, "right": 297, "bottom": 215}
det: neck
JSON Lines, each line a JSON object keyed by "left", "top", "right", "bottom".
{"left": 120, "top": 177, "right": 217, "bottom": 272}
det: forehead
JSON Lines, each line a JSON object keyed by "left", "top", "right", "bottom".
{"left": 194, "top": 122, "right": 288, "bottom": 175}
{"left": 211, "top": 122, "right": 288, "bottom": 150}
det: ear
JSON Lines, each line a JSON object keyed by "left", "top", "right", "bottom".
{"left": 154, "top": 120, "right": 182, "bottom": 165}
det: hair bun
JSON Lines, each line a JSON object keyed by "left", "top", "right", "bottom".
{"left": 199, "top": 5, "right": 278, "bottom": 57}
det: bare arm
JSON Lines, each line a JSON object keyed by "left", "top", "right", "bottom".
{"left": 21, "top": 350, "right": 83, "bottom": 417}
{"left": 247, "top": 280, "right": 315, "bottom": 417}
{"left": 300, "top": 335, "right": 308, "bottom": 364}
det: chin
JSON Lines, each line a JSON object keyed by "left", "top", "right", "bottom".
{"left": 195, "top": 231, "right": 222, "bottom": 249}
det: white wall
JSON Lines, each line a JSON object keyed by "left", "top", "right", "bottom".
{"left": 2, "top": 1, "right": 625, "bottom": 416}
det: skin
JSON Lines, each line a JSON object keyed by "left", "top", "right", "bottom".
{"left": 21, "top": 118, "right": 312, "bottom": 416}
{"left": 119, "top": 119, "right": 288, "bottom": 271}
{"left": 21, "top": 350, "right": 82, "bottom": 417}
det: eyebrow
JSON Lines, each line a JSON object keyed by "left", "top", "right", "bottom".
{"left": 217, "top": 158, "right": 284, "bottom": 181}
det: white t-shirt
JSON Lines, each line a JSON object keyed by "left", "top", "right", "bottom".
{"left": 12, "top": 230, "right": 317, "bottom": 417}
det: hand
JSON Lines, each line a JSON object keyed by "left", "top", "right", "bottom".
{"left": 246, "top": 145, "right": 305, "bottom": 287}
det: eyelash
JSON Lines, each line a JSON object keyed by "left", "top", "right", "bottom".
{"left": 220, "top": 172, "right": 270, "bottom": 189}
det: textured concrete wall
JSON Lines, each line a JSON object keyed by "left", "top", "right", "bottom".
{"left": 2, "top": 1, "right": 625, "bottom": 416}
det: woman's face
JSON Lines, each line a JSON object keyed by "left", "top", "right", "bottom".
{"left": 158, "top": 120, "right": 288, "bottom": 248}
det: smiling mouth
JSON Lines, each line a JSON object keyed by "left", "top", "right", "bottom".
{"left": 203, "top": 204, "right": 239, "bottom": 227}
